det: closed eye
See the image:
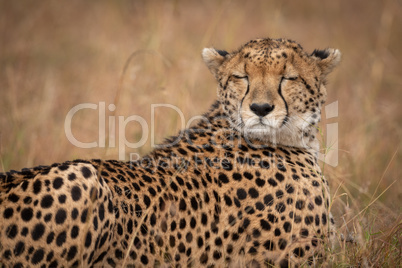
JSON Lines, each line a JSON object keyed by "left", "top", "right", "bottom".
{"left": 284, "top": 76, "right": 298, "bottom": 81}
{"left": 231, "top": 74, "right": 248, "bottom": 80}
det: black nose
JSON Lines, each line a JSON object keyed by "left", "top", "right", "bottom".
{"left": 250, "top": 103, "right": 275, "bottom": 117}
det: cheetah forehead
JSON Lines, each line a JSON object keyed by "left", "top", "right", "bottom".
{"left": 237, "top": 38, "right": 304, "bottom": 64}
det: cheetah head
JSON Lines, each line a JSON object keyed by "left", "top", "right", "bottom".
{"left": 202, "top": 38, "right": 341, "bottom": 150}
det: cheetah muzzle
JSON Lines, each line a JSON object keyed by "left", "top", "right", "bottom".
{"left": 0, "top": 37, "right": 340, "bottom": 267}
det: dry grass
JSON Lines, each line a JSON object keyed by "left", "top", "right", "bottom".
{"left": 0, "top": 0, "right": 401, "bottom": 266}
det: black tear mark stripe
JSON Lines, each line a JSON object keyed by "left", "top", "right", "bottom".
{"left": 240, "top": 64, "right": 250, "bottom": 109}
{"left": 240, "top": 83, "right": 250, "bottom": 109}
{"left": 278, "top": 77, "right": 289, "bottom": 126}
{"left": 223, "top": 78, "right": 230, "bottom": 90}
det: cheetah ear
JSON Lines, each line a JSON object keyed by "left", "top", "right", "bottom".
{"left": 311, "top": 48, "right": 341, "bottom": 77}
{"left": 202, "top": 48, "right": 229, "bottom": 77}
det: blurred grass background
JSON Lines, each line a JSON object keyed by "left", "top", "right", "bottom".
{"left": 0, "top": 0, "right": 401, "bottom": 265}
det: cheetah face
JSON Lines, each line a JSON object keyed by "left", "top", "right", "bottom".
{"left": 203, "top": 38, "right": 341, "bottom": 149}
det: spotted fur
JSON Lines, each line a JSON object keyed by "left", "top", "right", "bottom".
{"left": 0, "top": 38, "right": 340, "bottom": 267}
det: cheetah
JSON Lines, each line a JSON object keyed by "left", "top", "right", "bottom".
{"left": 0, "top": 38, "right": 341, "bottom": 267}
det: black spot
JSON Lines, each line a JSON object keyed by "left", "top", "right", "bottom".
{"left": 322, "top": 213, "right": 328, "bottom": 225}
{"left": 71, "top": 226, "right": 79, "bottom": 239}
{"left": 56, "top": 231, "right": 66, "bottom": 247}
{"left": 295, "top": 200, "right": 305, "bottom": 210}
{"left": 46, "top": 251, "right": 54, "bottom": 262}
{"left": 41, "top": 195, "right": 54, "bottom": 208}
{"left": 293, "top": 247, "right": 305, "bottom": 258}
{"left": 305, "top": 215, "right": 314, "bottom": 225}
{"left": 21, "top": 227, "right": 28, "bottom": 236}
{"left": 267, "top": 214, "right": 278, "bottom": 223}
{"left": 180, "top": 218, "right": 187, "bottom": 229}
{"left": 200, "top": 252, "right": 208, "bottom": 264}
{"left": 222, "top": 159, "right": 233, "bottom": 171}
{"left": 237, "top": 188, "right": 247, "bottom": 200}
{"left": 8, "top": 193, "right": 19, "bottom": 202}
{"left": 14, "top": 241, "right": 25, "bottom": 256}
{"left": 255, "top": 202, "right": 264, "bottom": 211}
{"left": 21, "top": 181, "right": 29, "bottom": 191}
{"left": 115, "top": 249, "right": 124, "bottom": 260}
{"left": 142, "top": 175, "right": 153, "bottom": 183}
{"left": 201, "top": 213, "right": 208, "bottom": 225}
{"left": 179, "top": 198, "right": 187, "bottom": 211}
{"left": 278, "top": 238, "right": 287, "bottom": 250}
{"left": 275, "top": 202, "right": 286, "bottom": 213}
{"left": 21, "top": 207, "right": 33, "bottom": 222}
{"left": 268, "top": 178, "right": 277, "bottom": 187}
{"left": 58, "top": 164, "right": 69, "bottom": 171}
{"left": 315, "top": 196, "right": 323, "bottom": 206}
{"left": 68, "top": 173, "right": 76, "bottom": 181}
{"left": 53, "top": 177, "right": 63, "bottom": 189}
{"left": 170, "top": 221, "right": 176, "bottom": 231}
{"left": 33, "top": 180, "right": 42, "bottom": 194}
{"left": 242, "top": 218, "right": 250, "bottom": 229}
{"left": 260, "top": 219, "right": 271, "bottom": 231}
{"left": 140, "top": 255, "right": 149, "bottom": 265}
{"left": 71, "top": 186, "right": 82, "bottom": 201}
{"left": 263, "top": 194, "right": 274, "bottom": 206}
{"left": 224, "top": 195, "right": 232, "bottom": 206}
{"left": 255, "top": 178, "right": 265, "bottom": 187}
{"left": 303, "top": 188, "right": 310, "bottom": 196}
{"left": 300, "top": 229, "right": 309, "bottom": 238}
{"left": 263, "top": 240, "right": 275, "bottom": 251}
{"left": 71, "top": 208, "right": 79, "bottom": 220}
{"left": 218, "top": 173, "right": 229, "bottom": 183}
{"left": 213, "top": 250, "right": 222, "bottom": 260}
{"left": 6, "top": 224, "right": 18, "bottom": 239}
{"left": 85, "top": 232, "right": 92, "bottom": 248}
{"left": 31, "top": 249, "right": 44, "bottom": 264}
{"left": 58, "top": 194, "right": 66, "bottom": 203}
{"left": 244, "top": 172, "right": 253, "bottom": 180}
{"left": 178, "top": 242, "right": 186, "bottom": 253}
{"left": 81, "top": 208, "right": 89, "bottom": 223}
{"left": 275, "top": 172, "right": 284, "bottom": 182}
{"left": 2, "top": 249, "right": 11, "bottom": 260}
{"left": 144, "top": 195, "right": 151, "bottom": 208}
{"left": 274, "top": 228, "right": 281, "bottom": 236}
{"left": 190, "top": 197, "right": 198, "bottom": 210}
{"left": 285, "top": 184, "right": 294, "bottom": 194}
{"left": 67, "top": 246, "right": 77, "bottom": 261}
{"left": 232, "top": 173, "right": 242, "bottom": 181}
{"left": 276, "top": 190, "right": 284, "bottom": 199}
{"left": 81, "top": 166, "right": 92, "bottom": 178}
{"left": 259, "top": 160, "right": 270, "bottom": 169}
{"left": 248, "top": 188, "right": 259, "bottom": 198}
{"left": 55, "top": 209, "right": 67, "bottom": 224}
{"left": 23, "top": 196, "right": 32, "bottom": 204}
{"left": 31, "top": 223, "right": 45, "bottom": 241}
{"left": 283, "top": 222, "right": 292, "bottom": 232}
{"left": 99, "top": 203, "right": 105, "bottom": 221}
